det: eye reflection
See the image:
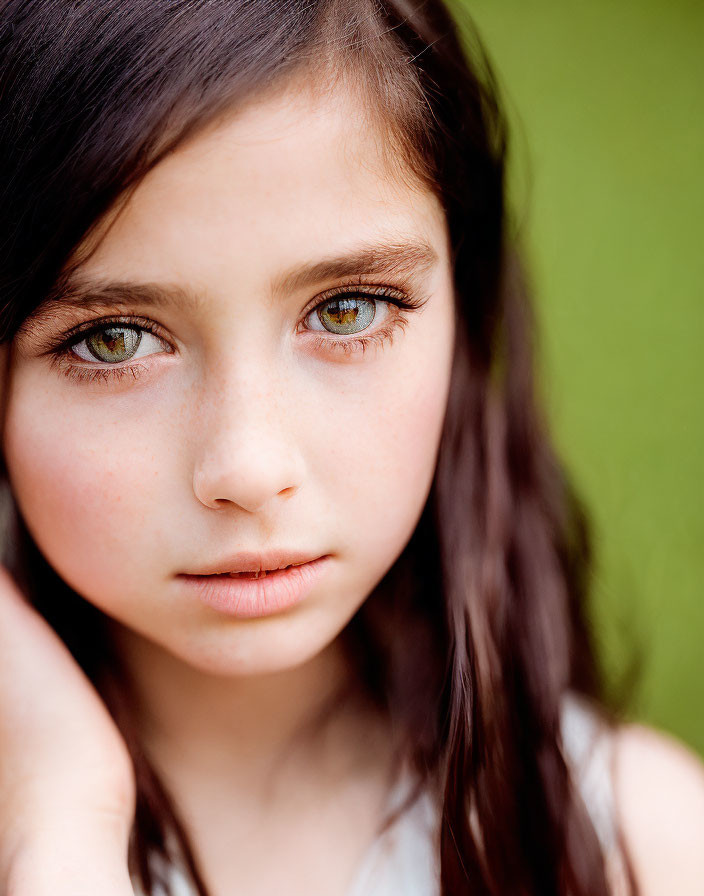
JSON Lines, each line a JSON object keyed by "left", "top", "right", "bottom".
{"left": 81, "top": 326, "right": 142, "bottom": 363}
{"left": 317, "top": 297, "right": 376, "bottom": 335}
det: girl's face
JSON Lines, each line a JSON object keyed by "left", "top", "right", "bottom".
{"left": 1, "top": 79, "right": 455, "bottom": 676}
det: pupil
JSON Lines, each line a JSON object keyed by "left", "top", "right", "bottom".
{"left": 330, "top": 303, "right": 356, "bottom": 325}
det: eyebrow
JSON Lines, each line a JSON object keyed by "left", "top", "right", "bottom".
{"left": 33, "top": 238, "right": 439, "bottom": 318}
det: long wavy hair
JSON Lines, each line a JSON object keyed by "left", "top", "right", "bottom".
{"left": 0, "top": 1, "right": 637, "bottom": 894}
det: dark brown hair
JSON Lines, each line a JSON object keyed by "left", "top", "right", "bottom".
{"left": 0, "top": 1, "right": 637, "bottom": 894}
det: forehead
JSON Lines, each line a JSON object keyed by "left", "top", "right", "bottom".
{"left": 70, "top": 77, "right": 447, "bottom": 291}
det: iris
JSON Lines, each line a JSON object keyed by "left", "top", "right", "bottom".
{"left": 317, "top": 297, "right": 375, "bottom": 335}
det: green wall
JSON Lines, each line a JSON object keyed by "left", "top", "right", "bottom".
{"left": 454, "top": 0, "right": 703, "bottom": 754}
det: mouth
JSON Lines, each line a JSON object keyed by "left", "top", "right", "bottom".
{"left": 179, "top": 555, "right": 331, "bottom": 618}
{"left": 183, "top": 551, "right": 325, "bottom": 578}
{"left": 212, "top": 562, "right": 311, "bottom": 580}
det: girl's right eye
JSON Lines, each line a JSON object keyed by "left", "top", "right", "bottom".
{"left": 46, "top": 316, "right": 175, "bottom": 385}
{"left": 69, "top": 324, "right": 166, "bottom": 364}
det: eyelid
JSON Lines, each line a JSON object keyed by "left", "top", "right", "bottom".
{"left": 37, "top": 314, "right": 174, "bottom": 356}
{"left": 298, "top": 282, "right": 409, "bottom": 320}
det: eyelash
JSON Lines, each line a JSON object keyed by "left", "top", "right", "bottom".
{"left": 45, "top": 286, "right": 428, "bottom": 386}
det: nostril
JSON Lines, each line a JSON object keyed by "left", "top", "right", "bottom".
{"left": 192, "top": 455, "right": 304, "bottom": 513}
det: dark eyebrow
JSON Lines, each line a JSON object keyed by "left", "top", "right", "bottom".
{"left": 31, "top": 237, "right": 439, "bottom": 320}
{"left": 271, "top": 238, "right": 438, "bottom": 297}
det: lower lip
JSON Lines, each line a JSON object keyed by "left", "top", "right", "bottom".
{"left": 179, "top": 556, "right": 330, "bottom": 619}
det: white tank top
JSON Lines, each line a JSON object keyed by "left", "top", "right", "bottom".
{"left": 134, "top": 691, "right": 625, "bottom": 896}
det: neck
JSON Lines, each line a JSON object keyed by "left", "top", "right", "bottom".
{"left": 107, "top": 624, "right": 391, "bottom": 802}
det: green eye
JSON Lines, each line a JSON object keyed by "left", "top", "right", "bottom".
{"left": 317, "top": 297, "right": 376, "bottom": 335}
{"left": 85, "top": 326, "right": 142, "bottom": 363}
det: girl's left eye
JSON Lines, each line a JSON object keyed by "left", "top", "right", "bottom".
{"left": 306, "top": 294, "right": 379, "bottom": 336}
{"left": 300, "top": 287, "right": 427, "bottom": 355}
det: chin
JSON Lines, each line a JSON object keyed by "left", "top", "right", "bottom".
{"left": 165, "top": 626, "right": 342, "bottom": 679}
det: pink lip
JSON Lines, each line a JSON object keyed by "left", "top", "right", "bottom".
{"left": 178, "top": 555, "right": 330, "bottom": 618}
{"left": 185, "top": 549, "right": 325, "bottom": 577}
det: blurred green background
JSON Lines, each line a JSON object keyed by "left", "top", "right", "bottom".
{"left": 451, "top": 1, "right": 703, "bottom": 754}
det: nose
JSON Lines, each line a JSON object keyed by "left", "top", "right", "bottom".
{"left": 191, "top": 368, "right": 305, "bottom": 515}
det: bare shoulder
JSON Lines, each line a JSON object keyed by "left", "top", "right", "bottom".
{"left": 610, "top": 721, "right": 704, "bottom": 895}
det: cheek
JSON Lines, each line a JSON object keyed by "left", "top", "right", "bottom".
{"left": 2, "top": 373, "right": 165, "bottom": 603}
{"left": 308, "top": 301, "right": 453, "bottom": 589}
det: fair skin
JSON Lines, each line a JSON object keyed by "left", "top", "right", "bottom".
{"left": 1, "top": 76, "right": 703, "bottom": 896}
{"left": 0, "top": 75, "right": 455, "bottom": 896}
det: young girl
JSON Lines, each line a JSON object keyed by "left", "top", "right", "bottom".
{"left": 0, "top": 1, "right": 702, "bottom": 894}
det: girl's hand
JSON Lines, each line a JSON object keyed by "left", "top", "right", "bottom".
{"left": 0, "top": 564, "right": 136, "bottom": 894}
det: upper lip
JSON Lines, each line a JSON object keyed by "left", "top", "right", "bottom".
{"left": 182, "top": 550, "right": 325, "bottom": 576}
